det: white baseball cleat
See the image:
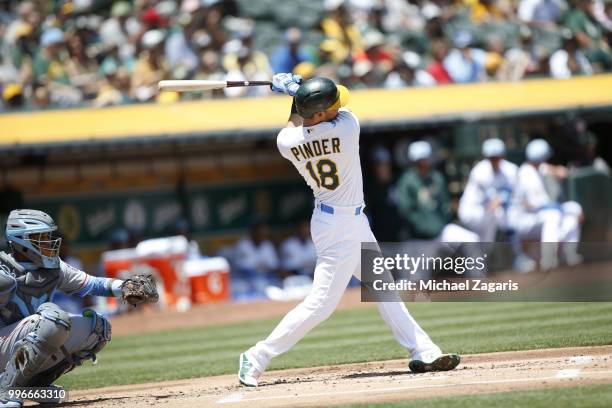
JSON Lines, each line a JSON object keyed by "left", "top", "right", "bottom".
{"left": 238, "top": 353, "right": 262, "bottom": 387}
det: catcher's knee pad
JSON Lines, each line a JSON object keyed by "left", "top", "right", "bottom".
{"left": 71, "top": 309, "right": 112, "bottom": 364}
{"left": 0, "top": 304, "right": 71, "bottom": 388}
{"left": 26, "top": 310, "right": 111, "bottom": 386}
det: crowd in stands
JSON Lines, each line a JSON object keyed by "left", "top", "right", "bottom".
{"left": 1, "top": 0, "right": 611, "bottom": 110}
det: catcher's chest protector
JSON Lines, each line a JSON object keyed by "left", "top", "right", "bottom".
{"left": 0, "top": 266, "right": 61, "bottom": 327}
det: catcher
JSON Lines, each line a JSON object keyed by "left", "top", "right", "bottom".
{"left": 0, "top": 209, "right": 158, "bottom": 408}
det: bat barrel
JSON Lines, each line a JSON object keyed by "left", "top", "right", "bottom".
{"left": 158, "top": 80, "right": 272, "bottom": 92}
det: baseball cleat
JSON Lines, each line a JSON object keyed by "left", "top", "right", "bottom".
{"left": 238, "top": 353, "right": 262, "bottom": 387}
{"left": 409, "top": 353, "right": 461, "bottom": 373}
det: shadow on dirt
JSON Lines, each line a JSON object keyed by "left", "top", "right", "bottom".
{"left": 342, "top": 370, "right": 410, "bottom": 379}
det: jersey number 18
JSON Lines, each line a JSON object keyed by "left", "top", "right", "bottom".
{"left": 306, "top": 159, "right": 339, "bottom": 190}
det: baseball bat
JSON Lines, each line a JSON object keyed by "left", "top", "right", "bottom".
{"left": 158, "top": 80, "right": 272, "bottom": 92}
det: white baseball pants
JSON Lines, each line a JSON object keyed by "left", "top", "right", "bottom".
{"left": 512, "top": 201, "right": 582, "bottom": 266}
{"left": 459, "top": 205, "right": 506, "bottom": 242}
{"left": 246, "top": 205, "right": 441, "bottom": 372}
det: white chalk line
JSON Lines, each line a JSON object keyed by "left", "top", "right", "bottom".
{"left": 568, "top": 355, "right": 594, "bottom": 365}
{"left": 556, "top": 369, "right": 581, "bottom": 378}
{"left": 216, "top": 370, "right": 612, "bottom": 404}
{"left": 217, "top": 393, "right": 244, "bottom": 403}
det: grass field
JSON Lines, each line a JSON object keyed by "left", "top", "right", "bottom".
{"left": 343, "top": 384, "right": 612, "bottom": 408}
{"left": 59, "top": 302, "right": 612, "bottom": 390}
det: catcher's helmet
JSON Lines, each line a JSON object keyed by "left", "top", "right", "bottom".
{"left": 295, "top": 77, "right": 349, "bottom": 118}
{"left": 5, "top": 209, "right": 61, "bottom": 268}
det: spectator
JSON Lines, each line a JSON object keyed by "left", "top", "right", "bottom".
{"left": 33, "top": 28, "right": 69, "bottom": 85}
{"left": 192, "top": 50, "right": 226, "bottom": 98}
{"left": 0, "top": 0, "right": 609, "bottom": 110}
{"left": 65, "top": 32, "right": 100, "bottom": 100}
{"left": 279, "top": 219, "right": 316, "bottom": 277}
{"left": 466, "top": 0, "right": 507, "bottom": 24}
{"left": 385, "top": 51, "right": 436, "bottom": 88}
{"left": 443, "top": 31, "right": 487, "bottom": 83}
{"left": 498, "top": 27, "right": 542, "bottom": 81}
{"left": 271, "top": 27, "right": 311, "bottom": 74}
{"left": 519, "top": 0, "right": 566, "bottom": 26}
{"left": 131, "top": 29, "right": 170, "bottom": 102}
{"left": 4, "top": 2, "right": 42, "bottom": 46}
{"left": 2, "top": 84, "right": 24, "bottom": 109}
{"left": 564, "top": 0, "right": 612, "bottom": 71}
{"left": 321, "top": 0, "right": 363, "bottom": 62}
{"left": 427, "top": 39, "right": 453, "bottom": 84}
{"left": 223, "top": 20, "right": 272, "bottom": 98}
{"left": 93, "top": 61, "right": 132, "bottom": 107}
{"left": 396, "top": 141, "right": 479, "bottom": 242}
{"left": 549, "top": 32, "right": 593, "bottom": 78}
{"left": 99, "top": 1, "right": 139, "bottom": 64}
{"left": 7, "top": 22, "right": 36, "bottom": 78}
{"left": 509, "top": 139, "right": 584, "bottom": 270}
{"left": 354, "top": 30, "right": 395, "bottom": 73}
{"left": 164, "top": 10, "right": 199, "bottom": 76}
{"left": 32, "top": 84, "right": 51, "bottom": 109}
{"left": 232, "top": 216, "right": 280, "bottom": 295}
{"left": 293, "top": 61, "right": 317, "bottom": 81}
{"left": 314, "top": 39, "right": 344, "bottom": 80}
{"left": 364, "top": 146, "right": 400, "bottom": 241}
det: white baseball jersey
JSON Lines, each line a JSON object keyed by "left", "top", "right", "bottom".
{"left": 459, "top": 159, "right": 518, "bottom": 210}
{"left": 513, "top": 163, "right": 551, "bottom": 212}
{"left": 233, "top": 238, "right": 279, "bottom": 273}
{"left": 276, "top": 108, "right": 364, "bottom": 207}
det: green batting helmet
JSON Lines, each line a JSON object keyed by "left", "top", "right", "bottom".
{"left": 295, "top": 77, "right": 350, "bottom": 118}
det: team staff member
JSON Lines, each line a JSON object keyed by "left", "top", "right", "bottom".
{"left": 238, "top": 75, "right": 460, "bottom": 387}
{"left": 459, "top": 139, "right": 517, "bottom": 242}
{"left": 397, "top": 141, "right": 479, "bottom": 243}
{"left": 459, "top": 138, "right": 536, "bottom": 272}
{"left": 509, "top": 139, "right": 584, "bottom": 270}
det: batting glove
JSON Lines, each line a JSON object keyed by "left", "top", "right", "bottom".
{"left": 271, "top": 73, "right": 302, "bottom": 96}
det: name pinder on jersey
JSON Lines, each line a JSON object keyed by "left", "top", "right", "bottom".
{"left": 290, "top": 137, "right": 341, "bottom": 162}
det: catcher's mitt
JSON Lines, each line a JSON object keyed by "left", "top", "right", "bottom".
{"left": 120, "top": 274, "right": 159, "bottom": 306}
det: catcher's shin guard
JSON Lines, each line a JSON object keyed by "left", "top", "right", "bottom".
{"left": 27, "top": 310, "right": 111, "bottom": 388}
{"left": 0, "top": 303, "right": 71, "bottom": 390}
{"left": 72, "top": 309, "right": 111, "bottom": 364}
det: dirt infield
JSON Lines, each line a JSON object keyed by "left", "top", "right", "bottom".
{"left": 65, "top": 345, "right": 612, "bottom": 407}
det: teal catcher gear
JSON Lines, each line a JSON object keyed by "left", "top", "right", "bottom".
{"left": 5, "top": 209, "right": 61, "bottom": 269}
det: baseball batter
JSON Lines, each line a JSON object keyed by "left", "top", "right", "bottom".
{"left": 238, "top": 74, "right": 460, "bottom": 387}
{"left": 0, "top": 209, "right": 158, "bottom": 407}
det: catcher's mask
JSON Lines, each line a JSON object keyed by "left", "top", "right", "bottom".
{"left": 5, "top": 209, "right": 62, "bottom": 269}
